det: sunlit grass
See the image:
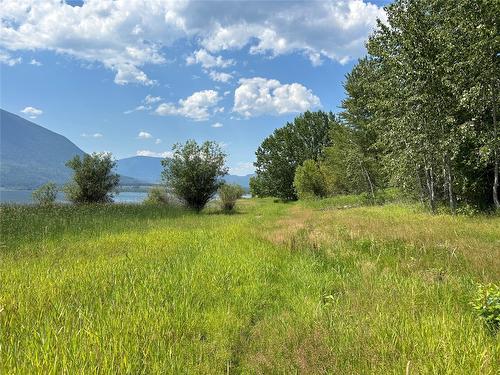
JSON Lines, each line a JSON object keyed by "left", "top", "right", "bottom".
{"left": 1, "top": 199, "right": 499, "bottom": 373}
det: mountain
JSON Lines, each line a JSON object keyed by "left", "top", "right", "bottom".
{"left": 0, "top": 109, "right": 86, "bottom": 189}
{"left": 116, "top": 156, "right": 164, "bottom": 184}
{"left": 223, "top": 174, "right": 254, "bottom": 189}
{"left": 116, "top": 156, "right": 254, "bottom": 189}
{"left": 0, "top": 109, "right": 142, "bottom": 189}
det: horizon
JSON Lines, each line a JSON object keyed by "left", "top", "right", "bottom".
{"left": 1, "top": 0, "right": 390, "bottom": 176}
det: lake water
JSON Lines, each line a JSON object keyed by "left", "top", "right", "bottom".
{"left": 0, "top": 190, "right": 148, "bottom": 204}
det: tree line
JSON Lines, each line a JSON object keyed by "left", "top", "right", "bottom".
{"left": 251, "top": 0, "right": 499, "bottom": 213}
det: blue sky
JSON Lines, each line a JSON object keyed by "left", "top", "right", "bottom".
{"left": 0, "top": 0, "right": 390, "bottom": 175}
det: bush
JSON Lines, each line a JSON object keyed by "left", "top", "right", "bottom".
{"left": 65, "top": 153, "right": 120, "bottom": 204}
{"left": 162, "top": 140, "right": 227, "bottom": 212}
{"left": 471, "top": 283, "right": 500, "bottom": 332}
{"left": 32, "top": 182, "right": 58, "bottom": 206}
{"left": 218, "top": 184, "right": 245, "bottom": 212}
{"left": 293, "top": 159, "right": 328, "bottom": 199}
{"left": 144, "top": 186, "right": 170, "bottom": 205}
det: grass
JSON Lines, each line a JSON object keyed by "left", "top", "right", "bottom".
{"left": 1, "top": 199, "right": 499, "bottom": 373}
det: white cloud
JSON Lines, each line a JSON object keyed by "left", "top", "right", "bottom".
{"left": 125, "top": 95, "right": 163, "bottom": 114}
{"left": 155, "top": 90, "right": 222, "bottom": 121}
{"left": 81, "top": 132, "right": 103, "bottom": 138}
{"left": 20, "top": 106, "right": 42, "bottom": 118}
{"left": 233, "top": 77, "right": 321, "bottom": 118}
{"left": 209, "top": 71, "right": 233, "bottom": 83}
{"left": 0, "top": 1, "right": 384, "bottom": 85}
{"left": 0, "top": 50, "right": 21, "bottom": 66}
{"left": 229, "top": 162, "right": 255, "bottom": 176}
{"left": 186, "top": 49, "right": 234, "bottom": 69}
{"left": 144, "top": 95, "right": 162, "bottom": 105}
{"left": 29, "top": 58, "right": 42, "bottom": 66}
{"left": 136, "top": 150, "right": 173, "bottom": 158}
{"left": 212, "top": 122, "right": 223, "bottom": 128}
{"left": 138, "top": 131, "right": 153, "bottom": 139}
{"left": 155, "top": 138, "right": 162, "bottom": 144}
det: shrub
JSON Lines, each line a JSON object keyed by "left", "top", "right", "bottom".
{"left": 162, "top": 140, "right": 227, "bottom": 212}
{"left": 64, "top": 153, "right": 120, "bottom": 204}
{"left": 218, "top": 184, "right": 245, "bottom": 212}
{"left": 32, "top": 182, "right": 58, "bottom": 206}
{"left": 293, "top": 159, "right": 328, "bottom": 199}
{"left": 471, "top": 283, "right": 500, "bottom": 332}
{"left": 144, "top": 186, "right": 170, "bottom": 205}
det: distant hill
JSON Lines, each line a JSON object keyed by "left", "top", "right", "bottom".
{"left": 116, "top": 156, "right": 164, "bottom": 184}
{"left": 116, "top": 156, "right": 254, "bottom": 188}
{"left": 0, "top": 109, "right": 142, "bottom": 189}
{"left": 0, "top": 109, "right": 86, "bottom": 189}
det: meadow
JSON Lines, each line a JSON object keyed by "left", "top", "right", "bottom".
{"left": 0, "top": 199, "right": 499, "bottom": 374}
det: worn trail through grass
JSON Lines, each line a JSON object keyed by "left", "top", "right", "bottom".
{"left": 1, "top": 199, "right": 499, "bottom": 373}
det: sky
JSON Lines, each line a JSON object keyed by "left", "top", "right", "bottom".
{"left": 0, "top": 0, "right": 390, "bottom": 175}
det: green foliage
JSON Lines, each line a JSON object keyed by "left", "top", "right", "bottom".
{"left": 254, "top": 111, "right": 335, "bottom": 200}
{"left": 471, "top": 283, "right": 500, "bottom": 332}
{"left": 32, "top": 182, "right": 58, "bottom": 206}
{"left": 249, "top": 175, "right": 267, "bottom": 198}
{"left": 144, "top": 186, "right": 170, "bottom": 205}
{"left": 322, "top": 122, "right": 382, "bottom": 198}
{"left": 162, "top": 140, "right": 227, "bottom": 211}
{"left": 293, "top": 159, "right": 328, "bottom": 199}
{"left": 354, "top": 0, "right": 500, "bottom": 212}
{"left": 218, "top": 183, "right": 245, "bottom": 212}
{"left": 64, "top": 153, "right": 119, "bottom": 203}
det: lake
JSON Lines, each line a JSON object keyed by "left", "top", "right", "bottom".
{"left": 0, "top": 190, "right": 148, "bottom": 204}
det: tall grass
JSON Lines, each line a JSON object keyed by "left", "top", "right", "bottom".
{"left": 1, "top": 199, "right": 498, "bottom": 373}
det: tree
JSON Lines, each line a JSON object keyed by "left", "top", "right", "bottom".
{"left": 65, "top": 153, "right": 119, "bottom": 203}
{"left": 144, "top": 186, "right": 170, "bottom": 205}
{"left": 293, "top": 160, "right": 328, "bottom": 199}
{"left": 249, "top": 175, "right": 267, "bottom": 198}
{"left": 254, "top": 111, "right": 335, "bottom": 200}
{"left": 162, "top": 140, "right": 227, "bottom": 211}
{"left": 322, "top": 123, "right": 379, "bottom": 198}
{"left": 218, "top": 183, "right": 245, "bottom": 212}
{"left": 32, "top": 182, "right": 58, "bottom": 206}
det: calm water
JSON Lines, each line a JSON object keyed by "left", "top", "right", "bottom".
{"left": 0, "top": 190, "right": 148, "bottom": 204}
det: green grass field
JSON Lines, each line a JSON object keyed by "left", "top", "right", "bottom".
{"left": 1, "top": 199, "right": 499, "bottom": 373}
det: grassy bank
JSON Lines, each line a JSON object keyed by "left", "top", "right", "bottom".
{"left": 1, "top": 199, "right": 499, "bottom": 373}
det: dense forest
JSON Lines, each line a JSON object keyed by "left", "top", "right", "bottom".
{"left": 251, "top": 0, "right": 499, "bottom": 213}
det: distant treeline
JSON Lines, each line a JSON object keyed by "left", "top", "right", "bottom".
{"left": 251, "top": 0, "right": 499, "bottom": 213}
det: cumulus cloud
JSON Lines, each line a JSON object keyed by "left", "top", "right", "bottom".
{"left": 186, "top": 49, "right": 234, "bottom": 69}
{"left": 20, "top": 106, "right": 42, "bottom": 118}
{"left": 0, "top": 50, "right": 21, "bottom": 66}
{"left": 81, "top": 132, "right": 103, "bottom": 138}
{"left": 233, "top": 77, "right": 320, "bottom": 118}
{"left": 209, "top": 71, "right": 233, "bottom": 83}
{"left": 138, "top": 131, "right": 153, "bottom": 139}
{"left": 212, "top": 122, "right": 223, "bottom": 128}
{"left": 136, "top": 150, "right": 173, "bottom": 158}
{"left": 0, "top": 1, "right": 384, "bottom": 85}
{"left": 155, "top": 90, "right": 222, "bottom": 121}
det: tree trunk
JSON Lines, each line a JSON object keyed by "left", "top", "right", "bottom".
{"left": 362, "top": 166, "right": 376, "bottom": 201}
{"left": 492, "top": 80, "right": 500, "bottom": 209}
{"left": 445, "top": 159, "right": 456, "bottom": 214}
{"left": 425, "top": 163, "right": 436, "bottom": 214}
